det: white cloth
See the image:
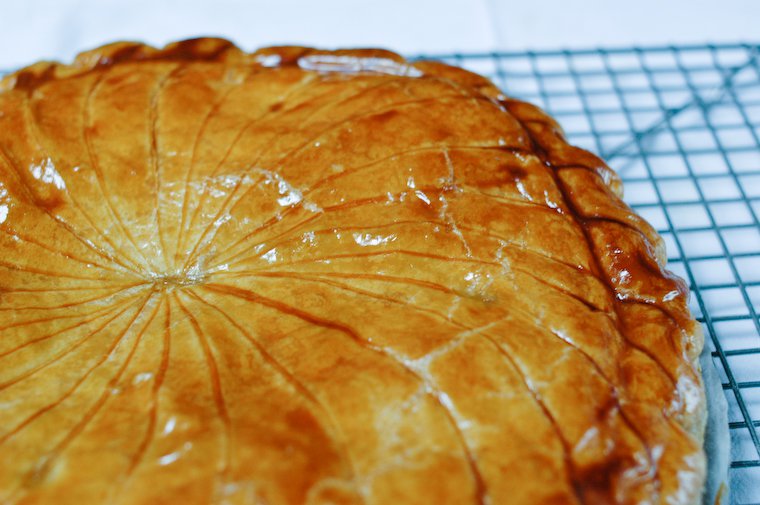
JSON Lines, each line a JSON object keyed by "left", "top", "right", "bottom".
{"left": 0, "top": 0, "right": 758, "bottom": 69}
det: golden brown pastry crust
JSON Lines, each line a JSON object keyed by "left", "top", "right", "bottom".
{"left": 0, "top": 38, "right": 705, "bottom": 504}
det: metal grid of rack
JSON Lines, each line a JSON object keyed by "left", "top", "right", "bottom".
{"left": 1, "top": 42, "right": 758, "bottom": 502}
{"left": 414, "top": 43, "right": 760, "bottom": 503}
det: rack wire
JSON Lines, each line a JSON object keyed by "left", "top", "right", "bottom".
{"left": 414, "top": 43, "right": 760, "bottom": 504}
{"left": 2, "top": 42, "right": 758, "bottom": 502}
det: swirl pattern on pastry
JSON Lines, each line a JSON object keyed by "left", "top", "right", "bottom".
{"left": 0, "top": 38, "right": 706, "bottom": 504}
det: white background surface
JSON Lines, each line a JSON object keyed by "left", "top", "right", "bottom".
{"left": 0, "top": 0, "right": 758, "bottom": 68}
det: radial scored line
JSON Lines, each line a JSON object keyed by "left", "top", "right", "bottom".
{"left": 0, "top": 146, "right": 142, "bottom": 275}
{"left": 186, "top": 287, "right": 362, "bottom": 491}
{"left": 210, "top": 144, "right": 523, "bottom": 268}
{"left": 0, "top": 226, "right": 124, "bottom": 275}
{"left": 174, "top": 68, "right": 253, "bottom": 265}
{"left": 116, "top": 294, "right": 172, "bottom": 501}
{"left": 0, "top": 291, "right": 144, "bottom": 361}
{"left": 150, "top": 65, "right": 181, "bottom": 273}
{"left": 173, "top": 291, "right": 231, "bottom": 486}
{"left": 13, "top": 292, "right": 159, "bottom": 495}
{"left": 182, "top": 91, "right": 478, "bottom": 271}
{"left": 0, "top": 293, "right": 158, "bottom": 445}
{"left": 178, "top": 73, "right": 321, "bottom": 270}
{"left": 202, "top": 282, "right": 487, "bottom": 505}
{"left": 0, "top": 282, "right": 144, "bottom": 313}
{"left": 23, "top": 87, "right": 148, "bottom": 275}
{"left": 507, "top": 54, "right": 663, "bottom": 495}
{"left": 214, "top": 270, "right": 465, "bottom": 339}
{"left": 82, "top": 71, "right": 156, "bottom": 271}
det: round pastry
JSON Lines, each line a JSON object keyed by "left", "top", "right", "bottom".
{"left": 0, "top": 38, "right": 706, "bottom": 504}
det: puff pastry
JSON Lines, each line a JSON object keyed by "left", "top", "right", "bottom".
{"left": 0, "top": 38, "right": 706, "bottom": 504}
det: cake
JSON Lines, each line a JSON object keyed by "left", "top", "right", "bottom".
{"left": 0, "top": 38, "right": 706, "bottom": 504}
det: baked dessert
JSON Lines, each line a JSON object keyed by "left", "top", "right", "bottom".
{"left": 0, "top": 38, "right": 707, "bottom": 504}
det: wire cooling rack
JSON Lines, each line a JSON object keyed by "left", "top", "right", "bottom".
{"left": 1, "top": 42, "right": 758, "bottom": 502}
{"left": 413, "top": 43, "right": 760, "bottom": 504}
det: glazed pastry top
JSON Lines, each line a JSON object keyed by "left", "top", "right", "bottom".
{"left": 0, "top": 38, "right": 705, "bottom": 505}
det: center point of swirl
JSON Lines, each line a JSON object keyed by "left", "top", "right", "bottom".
{"left": 148, "top": 267, "right": 207, "bottom": 290}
